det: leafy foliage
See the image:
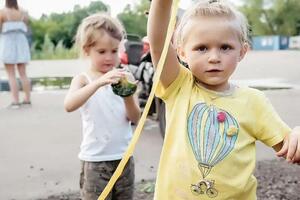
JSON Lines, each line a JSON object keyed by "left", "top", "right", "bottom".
{"left": 239, "top": 0, "right": 300, "bottom": 36}
{"left": 29, "top": 0, "right": 151, "bottom": 60}
{"left": 118, "top": 0, "right": 150, "bottom": 37}
{"left": 30, "top": 1, "right": 108, "bottom": 51}
{"left": 31, "top": 35, "right": 77, "bottom": 60}
{"left": 29, "top": 0, "right": 300, "bottom": 60}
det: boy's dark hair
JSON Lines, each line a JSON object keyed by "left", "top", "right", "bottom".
{"left": 6, "top": 0, "right": 18, "bottom": 10}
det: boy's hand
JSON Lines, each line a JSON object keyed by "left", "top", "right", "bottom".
{"left": 276, "top": 126, "right": 300, "bottom": 164}
{"left": 97, "top": 69, "right": 126, "bottom": 86}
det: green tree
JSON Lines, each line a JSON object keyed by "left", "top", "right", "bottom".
{"left": 30, "top": 1, "right": 108, "bottom": 50}
{"left": 240, "top": 0, "right": 300, "bottom": 36}
{"left": 117, "top": 0, "right": 150, "bottom": 37}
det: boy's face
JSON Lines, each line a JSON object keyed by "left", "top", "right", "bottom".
{"left": 178, "top": 16, "right": 247, "bottom": 91}
{"left": 87, "top": 31, "right": 120, "bottom": 73}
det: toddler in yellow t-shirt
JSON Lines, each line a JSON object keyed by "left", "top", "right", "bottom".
{"left": 147, "top": 0, "right": 300, "bottom": 199}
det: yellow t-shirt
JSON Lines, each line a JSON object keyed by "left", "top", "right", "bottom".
{"left": 154, "top": 66, "right": 290, "bottom": 200}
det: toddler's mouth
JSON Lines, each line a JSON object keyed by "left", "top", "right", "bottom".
{"left": 206, "top": 69, "right": 222, "bottom": 72}
{"left": 103, "top": 64, "right": 113, "bottom": 68}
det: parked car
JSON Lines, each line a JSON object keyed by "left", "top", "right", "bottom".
{"left": 119, "top": 34, "right": 144, "bottom": 66}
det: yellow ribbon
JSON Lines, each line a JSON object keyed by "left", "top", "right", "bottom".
{"left": 98, "top": 1, "right": 180, "bottom": 199}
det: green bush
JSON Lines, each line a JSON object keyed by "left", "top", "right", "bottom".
{"left": 31, "top": 34, "right": 78, "bottom": 60}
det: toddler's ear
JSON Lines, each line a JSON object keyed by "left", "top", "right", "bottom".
{"left": 83, "top": 46, "right": 91, "bottom": 56}
{"left": 177, "top": 46, "right": 187, "bottom": 63}
{"left": 238, "top": 43, "right": 249, "bottom": 62}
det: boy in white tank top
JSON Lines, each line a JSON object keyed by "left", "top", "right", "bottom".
{"left": 64, "top": 13, "right": 141, "bottom": 200}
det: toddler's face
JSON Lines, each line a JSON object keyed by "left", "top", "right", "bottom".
{"left": 178, "top": 16, "right": 247, "bottom": 91}
{"left": 87, "top": 31, "right": 121, "bottom": 73}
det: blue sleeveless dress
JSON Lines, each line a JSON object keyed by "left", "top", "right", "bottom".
{"left": 0, "top": 18, "right": 31, "bottom": 64}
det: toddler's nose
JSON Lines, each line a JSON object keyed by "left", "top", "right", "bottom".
{"left": 105, "top": 53, "right": 114, "bottom": 61}
{"left": 208, "top": 50, "right": 221, "bottom": 63}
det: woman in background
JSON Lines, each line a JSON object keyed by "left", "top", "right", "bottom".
{"left": 0, "top": 0, "right": 31, "bottom": 109}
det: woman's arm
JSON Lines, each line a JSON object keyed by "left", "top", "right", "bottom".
{"left": 22, "top": 10, "right": 29, "bottom": 25}
{"left": 147, "top": 0, "right": 180, "bottom": 88}
{"left": 0, "top": 10, "right": 4, "bottom": 27}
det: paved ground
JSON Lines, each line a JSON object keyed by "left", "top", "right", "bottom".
{"left": 0, "top": 50, "right": 300, "bottom": 199}
{"left": 0, "top": 91, "right": 163, "bottom": 200}
{"left": 233, "top": 50, "right": 300, "bottom": 87}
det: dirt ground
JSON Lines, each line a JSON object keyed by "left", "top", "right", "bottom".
{"left": 39, "top": 158, "right": 300, "bottom": 200}
{"left": 255, "top": 159, "right": 300, "bottom": 200}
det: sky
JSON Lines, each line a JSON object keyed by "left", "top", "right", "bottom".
{"left": 0, "top": 0, "right": 193, "bottom": 19}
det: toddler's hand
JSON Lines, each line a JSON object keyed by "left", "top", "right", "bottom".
{"left": 276, "top": 127, "right": 300, "bottom": 164}
{"left": 111, "top": 70, "right": 138, "bottom": 97}
{"left": 97, "top": 69, "right": 126, "bottom": 86}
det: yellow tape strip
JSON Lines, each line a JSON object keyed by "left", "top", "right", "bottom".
{"left": 98, "top": 1, "right": 180, "bottom": 199}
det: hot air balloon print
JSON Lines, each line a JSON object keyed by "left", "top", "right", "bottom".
{"left": 187, "top": 102, "right": 239, "bottom": 198}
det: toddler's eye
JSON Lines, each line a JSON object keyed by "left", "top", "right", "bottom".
{"left": 112, "top": 49, "right": 118, "bottom": 54}
{"left": 197, "top": 45, "right": 208, "bottom": 52}
{"left": 220, "top": 44, "right": 232, "bottom": 51}
{"left": 97, "top": 50, "right": 105, "bottom": 54}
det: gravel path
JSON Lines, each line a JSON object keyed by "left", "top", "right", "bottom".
{"left": 255, "top": 159, "right": 300, "bottom": 200}
{"left": 39, "top": 158, "right": 300, "bottom": 200}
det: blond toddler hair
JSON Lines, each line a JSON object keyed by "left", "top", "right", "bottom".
{"left": 174, "top": 0, "right": 249, "bottom": 48}
{"left": 75, "top": 13, "right": 125, "bottom": 56}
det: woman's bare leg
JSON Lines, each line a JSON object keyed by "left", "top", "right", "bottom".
{"left": 17, "top": 63, "right": 31, "bottom": 102}
{"left": 4, "top": 64, "right": 19, "bottom": 104}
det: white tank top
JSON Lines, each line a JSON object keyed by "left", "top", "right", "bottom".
{"left": 78, "top": 73, "right": 133, "bottom": 161}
